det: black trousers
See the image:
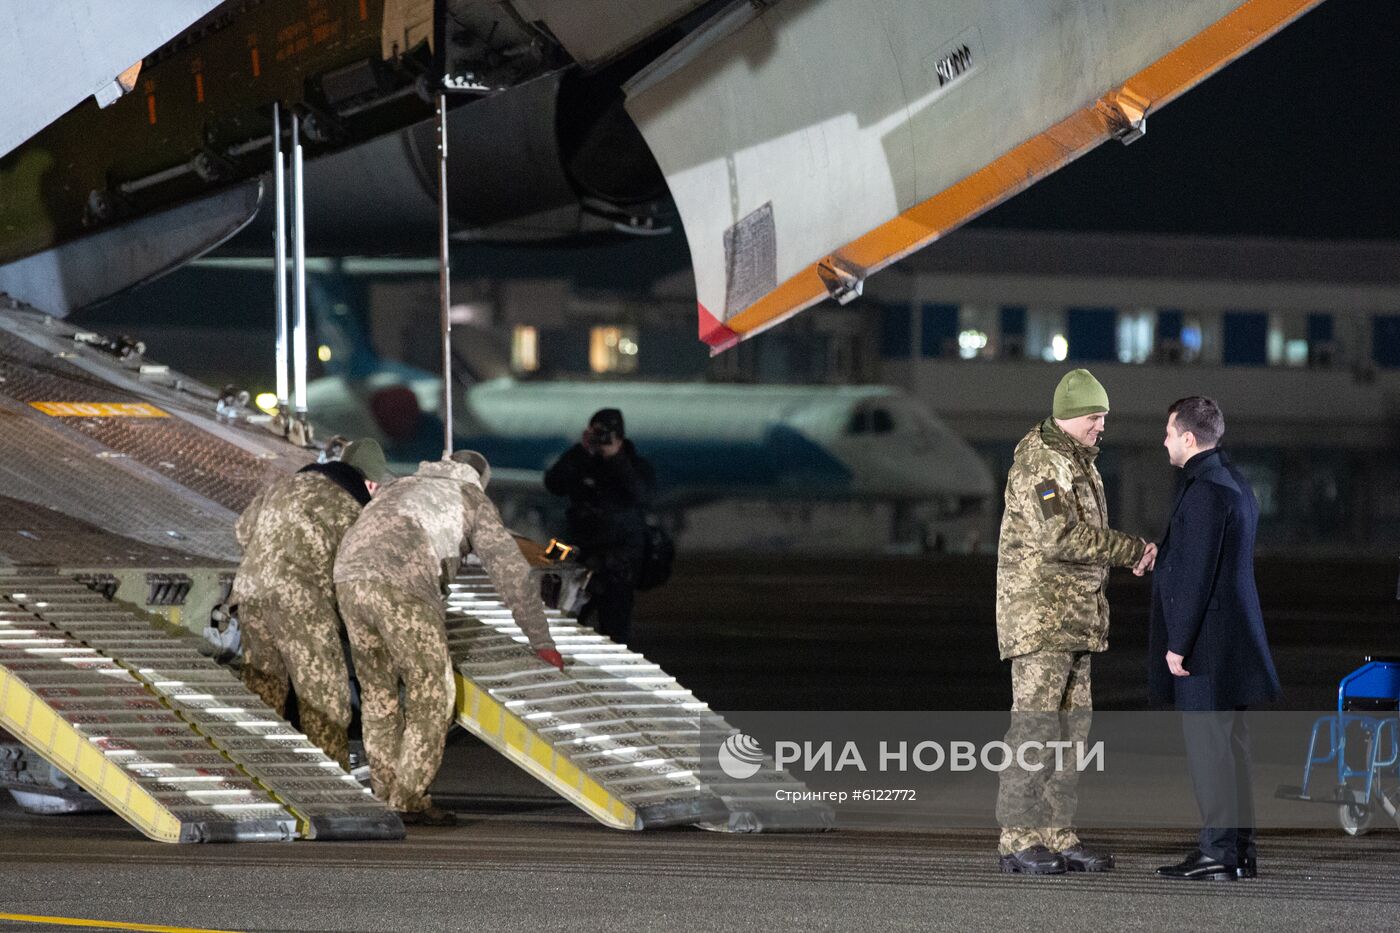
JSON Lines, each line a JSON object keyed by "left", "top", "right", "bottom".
{"left": 577, "top": 521, "right": 645, "bottom": 646}
{"left": 1181, "top": 709, "right": 1256, "bottom": 864}
{"left": 588, "top": 573, "right": 636, "bottom": 644}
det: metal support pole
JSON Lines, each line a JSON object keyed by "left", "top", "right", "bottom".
{"left": 271, "top": 103, "right": 290, "bottom": 413}
{"left": 436, "top": 92, "right": 453, "bottom": 457}
{"left": 290, "top": 111, "right": 309, "bottom": 418}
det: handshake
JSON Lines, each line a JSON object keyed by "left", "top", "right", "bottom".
{"left": 1132, "top": 541, "right": 1158, "bottom": 577}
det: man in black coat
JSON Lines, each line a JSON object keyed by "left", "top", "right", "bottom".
{"left": 1149, "top": 396, "right": 1281, "bottom": 881}
{"left": 544, "top": 408, "right": 655, "bottom": 643}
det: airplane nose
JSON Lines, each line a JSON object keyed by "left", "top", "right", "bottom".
{"left": 844, "top": 435, "right": 993, "bottom": 500}
{"left": 952, "top": 443, "right": 995, "bottom": 499}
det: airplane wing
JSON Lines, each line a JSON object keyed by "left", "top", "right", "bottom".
{"left": 623, "top": 0, "right": 1324, "bottom": 352}
{"left": 0, "top": 0, "right": 223, "bottom": 159}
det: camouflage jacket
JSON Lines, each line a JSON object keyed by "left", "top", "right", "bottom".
{"left": 333, "top": 459, "right": 555, "bottom": 651}
{"left": 231, "top": 463, "right": 369, "bottom": 604}
{"left": 995, "top": 419, "right": 1146, "bottom": 659}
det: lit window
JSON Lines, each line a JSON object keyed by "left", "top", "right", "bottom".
{"left": 1284, "top": 339, "right": 1308, "bottom": 367}
{"left": 1181, "top": 321, "right": 1203, "bottom": 360}
{"left": 1268, "top": 312, "right": 1310, "bottom": 368}
{"left": 449, "top": 303, "right": 488, "bottom": 325}
{"left": 1117, "top": 310, "right": 1154, "bottom": 364}
{"left": 956, "top": 306, "right": 995, "bottom": 360}
{"left": 512, "top": 325, "right": 539, "bottom": 373}
{"left": 589, "top": 326, "right": 638, "bottom": 374}
{"left": 957, "top": 329, "right": 988, "bottom": 359}
{"left": 1025, "top": 309, "right": 1066, "bottom": 362}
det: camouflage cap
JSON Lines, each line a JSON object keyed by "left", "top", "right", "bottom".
{"left": 1053, "top": 369, "right": 1110, "bottom": 419}
{"left": 449, "top": 449, "right": 491, "bottom": 489}
{"left": 340, "top": 438, "right": 390, "bottom": 483}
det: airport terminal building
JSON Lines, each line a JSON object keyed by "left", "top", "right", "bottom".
{"left": 461, "top": 229, "right": 1400, "bottom": 555}
{"left": 861, "top": 230, "right": 1400, "bottom": 554}
{"left": 87, "top": 230, "right": 1400, "bottom": 556}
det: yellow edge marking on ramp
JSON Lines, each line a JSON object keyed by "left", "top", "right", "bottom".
{"left": 453, "top": 671, "right": 638, "bottom": 831}
{"left": 28, "top": 401, "right": 169, "bottom": 418}
{"left": 0, "top": 667, "right": 183, "bottom": 843}
{"left": 719, "top": 0, "right": 1326, "bottom": 345}
{"left": 0, "top": 913, "right": 239, "bottom": 932}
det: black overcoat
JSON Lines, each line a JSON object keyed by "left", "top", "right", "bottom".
{"left": 1148, "top": 448, "right": 1281, "bottom": 710}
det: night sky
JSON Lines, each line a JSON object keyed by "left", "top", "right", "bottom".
{"left": 973, "top": 0, "right": 1400, "bottom": 240}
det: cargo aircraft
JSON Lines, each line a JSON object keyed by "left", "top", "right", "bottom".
{"left": 1, "top": 0, "right": 1327, "bottom": 347}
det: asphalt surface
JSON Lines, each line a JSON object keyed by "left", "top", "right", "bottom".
{"left": 1, "top": 555, "right": 1398, "bottom": 933}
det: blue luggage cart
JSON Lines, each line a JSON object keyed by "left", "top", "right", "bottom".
{"left": 1276, "top": 657, "right": 1400, "bottom": 835}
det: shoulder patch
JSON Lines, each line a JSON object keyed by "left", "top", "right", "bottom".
{"left": 1033, "top": 479, "right": 1065, "bottom": 519}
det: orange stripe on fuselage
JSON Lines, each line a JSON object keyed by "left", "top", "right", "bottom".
{"left": 717, "top": 0, "right": 1325, "bottom": 346}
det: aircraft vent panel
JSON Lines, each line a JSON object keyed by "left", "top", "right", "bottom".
{"left": 0, "top": 406, "right": 237, "bottom": 563}
{"left": 0, "top": 571, "right": 403, "bottom": 842}
{"left": 63, "top": 418, "right": 274, "bottom": 514}
{"left": 0, "top": 495, "right": 210, "bottom": 570}
{"left": 0, "top": 314, "right": 324, "bottom": 563}
{"left": 447, "top": 570, "right": 834, "bottom": 832}
{"left": 0, "top": 330, "right": 279, "bottom": 514}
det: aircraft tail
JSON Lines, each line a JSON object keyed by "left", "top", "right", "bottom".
{"left": 306, "top": 271, "right": 382, "bottom": 380}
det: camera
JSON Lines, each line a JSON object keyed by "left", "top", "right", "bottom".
{"left": 586, "top": 427, "right": 616, "bottom": 448}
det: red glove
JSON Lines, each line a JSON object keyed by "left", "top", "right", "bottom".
{"left": 536, "top": 648, "right": 565, "bottom": 670}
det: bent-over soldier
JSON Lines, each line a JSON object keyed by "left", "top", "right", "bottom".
{"left": 334, "top": 450, "right": 563, "bottom": 825}
{"left": 232, "top": 439, "right": 388, "bottom": 769}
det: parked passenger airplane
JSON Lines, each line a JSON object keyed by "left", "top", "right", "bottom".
{"left": 307, "top": 369, "right": 995, "bottom": 515}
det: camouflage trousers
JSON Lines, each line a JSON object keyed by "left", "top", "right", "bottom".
{"left": 337, "top": 581, "right": 455, "bottom": 813}
{"left": 996, "top": 649, "right": 1093, "bottom": 855}
{"left": 238, "top": 589, "right": 351, "bottom": 770}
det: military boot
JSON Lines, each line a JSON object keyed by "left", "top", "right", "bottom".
{"left": 398, "top": 805, "right": 458, "bottom": 827}
{"left": 999, "top": 845, "right": 1067, "bottom": 875}
{"left": 1059, "top": 843, "right": 1114, "bottom": 872}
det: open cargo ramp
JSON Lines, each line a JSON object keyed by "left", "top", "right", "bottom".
{"left": 448, "top": 569, "right": 834, "bottom": 833}
{"left": 0, "top": 570, "right": 403, "bottom": 842}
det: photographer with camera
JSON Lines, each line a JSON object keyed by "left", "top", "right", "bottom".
{"left": 545, "top": 408, "right": 656, "bottom": 644}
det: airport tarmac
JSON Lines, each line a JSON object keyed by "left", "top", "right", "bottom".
{"left": 1, "top": 555, "right": 1397, "bottom": 932}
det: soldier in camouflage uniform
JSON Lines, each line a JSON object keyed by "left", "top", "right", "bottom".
{"left": 995, "top": 369, "right": 1153, "bottom": 875}
{"left": 231, "top": 439, "right": 389, "bottom": 770}
{"left": 334, "top": 450, "right": 564, "bottom": 825}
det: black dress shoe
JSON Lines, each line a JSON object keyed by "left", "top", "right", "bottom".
{"left": 1060, "top": 843, "right": 1114, "bottom": 872}
{"left": 1235, "top": 855, "right": 1257, "bottom": 879}
{"left": 1155, "top": 850, "right": 1235, "bottom": 881}
{"left": 999, "top": 844, "right": 1068, "bottom": 875}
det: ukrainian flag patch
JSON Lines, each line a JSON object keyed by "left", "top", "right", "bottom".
{"left": 1033, "top": 479, "right": 1065, "bottom": 518}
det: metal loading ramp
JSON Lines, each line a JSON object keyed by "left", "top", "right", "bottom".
{"left": 0, "top": 571, "right": 403, "bottom": 843}
{"left": 447, "top": 570, "right": 835, "bottom": 833}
